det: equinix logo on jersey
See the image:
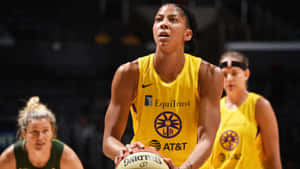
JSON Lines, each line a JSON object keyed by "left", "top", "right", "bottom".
{"left": 145, "top": 96, "right": 190, "bottom": 109}
{"left": 145, "top": 95, "right": 153, "bottom": 106}
{"left": 154, "top": 99, "right": 190, "bottom": 109}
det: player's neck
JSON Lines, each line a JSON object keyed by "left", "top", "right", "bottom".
{"left": 26, "top": 143, "right": 52, "bottom": 168}
{"left": 154, "top": 51, "right": 185, "bottom": 83}
{"left": 226, "top": 90, "right": 249, "bottom": 107}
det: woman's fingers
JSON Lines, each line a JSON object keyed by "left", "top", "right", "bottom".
{"left": 133, "top": 141, "right": 145, "bottom": 149}
{"left": 115, "top": 142, "right": 145, "bottom": 164}
{"left": 163, "top": 158, "right": 178, "bottom": 169}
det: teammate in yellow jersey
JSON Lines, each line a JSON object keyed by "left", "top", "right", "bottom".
{"left": 102, "top": 3, "right": 224, "bottom": 169}
{"left": 201, "top": 51, "right": 282, "bottom": 169}
{"left": 0, "top": 96, "right": 84, "bottom": 169}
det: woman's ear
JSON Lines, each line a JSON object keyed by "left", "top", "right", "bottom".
{"left": 184, "top": 29, "right": 193, "bottom": 41}
{"left": 245, "top": 69, "right": 250, "bottom": 80}
{"left": 21, "top": 129, "right": 26, "bottom": 139}
{"left": 52, "top": 126, "right": 57, "bottom": 138}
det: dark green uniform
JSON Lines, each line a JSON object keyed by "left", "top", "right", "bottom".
{"left": 14, "top": 139, "right": 64, "bottom": 169}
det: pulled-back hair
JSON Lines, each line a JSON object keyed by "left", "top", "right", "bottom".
{"left": 17, "top": 96, "right": 56, "bottom": 139}
{"left": 157, "top": 3, "right": 199, "bottom": 56}
{"left": 220, "top": 50, "right": 249, "bottom": 67}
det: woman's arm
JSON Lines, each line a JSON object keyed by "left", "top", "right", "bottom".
{"left": 102, "top": 60, "right": 139, "bottom": 161}
{"left": 179, "top": 61, "right": 224, "bottom": 169}
{"left": 60, "top": 144, "right": 84, "bottom": 169}
{"left": 255, "top": 97, "right": 282, "bottom": 169}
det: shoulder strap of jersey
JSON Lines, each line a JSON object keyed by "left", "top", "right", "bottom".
{"left": 50, "top": 139, "right": 64, "bottom": 169}
{"left": 14, "top": 139, "right": 29, "bottom": 168}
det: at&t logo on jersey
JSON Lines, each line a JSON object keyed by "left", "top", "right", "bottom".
{"left": 217, "top": 152, "right": 241, "bottom": 163}
{"left": 149, "top": 140, "right": 188, "bottom": 152}
{"left": 149, "top": 139, "right": 161, "bottom": 150}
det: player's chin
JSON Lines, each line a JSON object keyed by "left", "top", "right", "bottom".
{"left": 34, "top": 142, "right": 47, "bottom": 149}
{"left": 157, "top": 40, "right": 171, "bottom": 46}
{"left": 225, "top": 86, "right": 235, "bottom": 92}
{"left": 34, "top": 145, "right": 44, "bottom": 150}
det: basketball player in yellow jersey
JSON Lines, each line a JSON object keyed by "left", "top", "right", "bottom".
{"left": 103, "top": 3, "right": 224, "bottom": 169}
{"left": 201, "top": 51, "right": 282, "bottom": 169}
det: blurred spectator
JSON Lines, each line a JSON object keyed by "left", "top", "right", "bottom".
{"left": 270, "top": 59, "right": 284, "bottom": 113}
{"left": 70, "top": 109, "right": 98, "bottom": 169}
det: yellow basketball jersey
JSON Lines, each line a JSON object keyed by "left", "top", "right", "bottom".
{"left": 202, "top": 92, "right": 264, "bottom": 169}
{"left": 130, "top": 53, "right": 201, "bottom": 166}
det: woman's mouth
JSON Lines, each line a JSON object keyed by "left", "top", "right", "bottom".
{"left": 158, "top": 32, "right": 170, "bottom": 40}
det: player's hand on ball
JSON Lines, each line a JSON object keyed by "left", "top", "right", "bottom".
{"left": 115, "top": 146, "right": 170, "bottom": 169}
{"left": 114, "top": 142, "right": 145, "bottom": 164}
{"left": 164, "top": 158, "right": 179, "bottom": 169}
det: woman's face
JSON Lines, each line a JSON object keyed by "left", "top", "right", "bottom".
{"left": 220, "top": 57, "right": 249, "bottom": 94}
{"left": 152, "top": 4, "right": 192, "bottom": 51}
{"left": 22, "top": 118, "right": 54, "bottom": 151}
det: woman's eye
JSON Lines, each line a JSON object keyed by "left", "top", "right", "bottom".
{"left": 169, "top": 18, "right": 177, "bottom": 22}
{"left": 31, "top": 131, "right": 39, "bottom": 136}
{"left": 155, "top": 17, "right": 162, "bottom": 22}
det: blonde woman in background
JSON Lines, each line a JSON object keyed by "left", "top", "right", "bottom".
{"left": 0, "top": 96, "right": 84, "bottom": 169}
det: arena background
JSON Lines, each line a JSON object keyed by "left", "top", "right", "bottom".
{"left": 0, "top": 0, "right": 299, "bottom": 168}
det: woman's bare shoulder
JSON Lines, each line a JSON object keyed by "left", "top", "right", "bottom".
{"left": 116, "top": 59, "right": 139, "bottom": 76}
{"left": 61, "top": 144, "right": 84, "bottom": 169}
{"left": 198, "top": 60, "right": 224, "bottom": 96}
{"left": 0, "top": 144, "right": 16, "bottom": 169}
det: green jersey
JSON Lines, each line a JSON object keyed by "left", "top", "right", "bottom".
{"left": 14, "top": 139, "right": 64, "bottom": 169}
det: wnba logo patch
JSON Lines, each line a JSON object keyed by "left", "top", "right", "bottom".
{"left": 220, "top": 130, "right": 239, "bottom": 151}
{"left": 154, "top": 112, "right": 182, "bottom": 138}
{"left": 145, "top": 95, "right": 152, "bottom": 106}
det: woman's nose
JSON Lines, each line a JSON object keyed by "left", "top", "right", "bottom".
{"left": 160, "top": 19, "right": 169, "bottom": 29}
{"left": 226, "top": 74, "right": 232, "bottom": 80}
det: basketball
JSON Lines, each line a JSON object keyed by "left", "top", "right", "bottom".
{"left": 115, "top": 147, "right": 169, "bottom": 169}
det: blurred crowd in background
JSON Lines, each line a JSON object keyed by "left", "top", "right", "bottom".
{"left": 0, "top": 0, "right": 300, "bottom": 169}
